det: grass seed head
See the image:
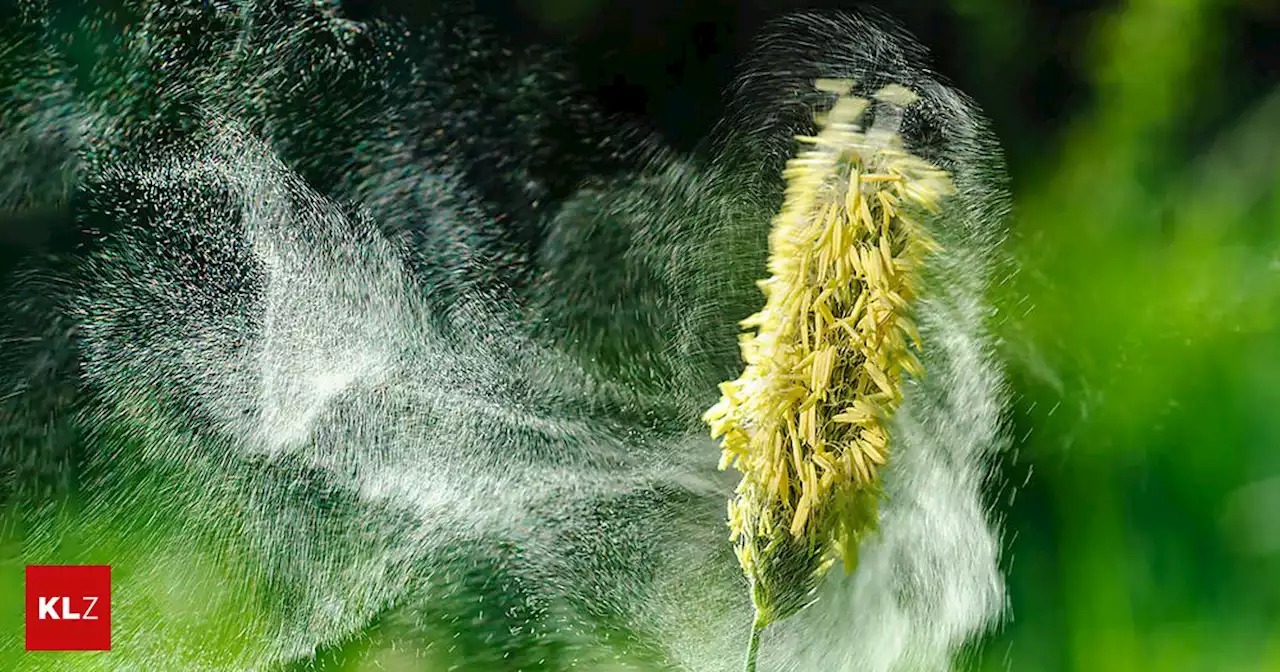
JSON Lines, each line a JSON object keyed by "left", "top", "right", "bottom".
{"left": 704, "top": 79, "right": 955, "bottom": 628}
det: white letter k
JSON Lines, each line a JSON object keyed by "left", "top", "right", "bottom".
{"left": 37, "top": 596, "right": 59, "bottom": 620}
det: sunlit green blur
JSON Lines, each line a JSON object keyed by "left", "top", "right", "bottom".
{"left": 966, "top": 0, "right": 1279, "bottom": 669}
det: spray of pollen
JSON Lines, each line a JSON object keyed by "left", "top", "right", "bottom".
{"left": 702, "top": 80, "right": 955, "bottom": 671}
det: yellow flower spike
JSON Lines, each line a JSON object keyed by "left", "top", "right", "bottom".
{"left": 705, "top": 80, "right": 956, "bottom": 672}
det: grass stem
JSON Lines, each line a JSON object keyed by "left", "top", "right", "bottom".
{"left": 743, "top": 612, "right": 765, "bottom": 672}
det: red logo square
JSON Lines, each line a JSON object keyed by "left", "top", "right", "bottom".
{"left": 25, "top": 565, "right": 112, "bottom": 651}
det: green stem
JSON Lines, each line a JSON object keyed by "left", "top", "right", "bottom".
{"left": 743, "top": 612, "right": 765, "bottom": 672}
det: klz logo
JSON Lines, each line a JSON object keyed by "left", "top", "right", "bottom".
{"left": 25, "top": 565, "right": 111, "bottom": 651}
{"left": 37, "top": 596, "right": 102, "bottom": 620}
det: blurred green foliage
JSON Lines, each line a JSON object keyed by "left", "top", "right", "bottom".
{"left": 3, "top": 0, "right": 1276, "bottom": 669}
{"left": 961, "top": 0, "right": 1279, "bottom": 669}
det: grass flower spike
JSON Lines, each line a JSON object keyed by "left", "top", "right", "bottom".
{"left": 702, "top": 80, "right": 956, "bottom": 670}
